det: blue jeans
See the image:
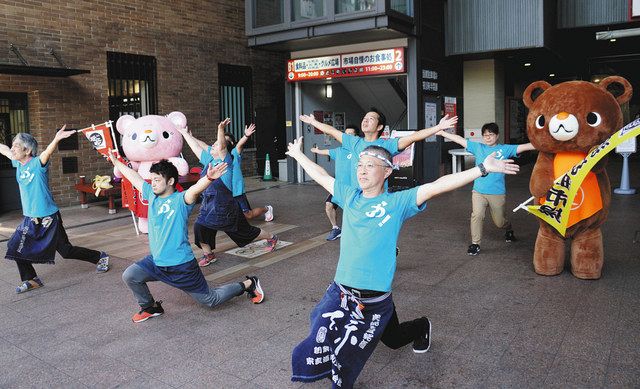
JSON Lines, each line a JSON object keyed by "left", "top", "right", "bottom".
{"left": 122, "top": 263, "right": 244, "bottom": 309}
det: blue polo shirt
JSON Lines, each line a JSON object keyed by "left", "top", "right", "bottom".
{"left": 340, "top": 134, "right": 400, "bottom": 188}
{"left": 12, "top": 157, "right": 59, "bottom": 218}
{"left": 141, "top": 182, "right": 195, "bottom": 266}
{"left": 466, "top": 141, "right": 519, "bottom": 195}
{"left": 331, "top": 182, "right": 425, "bottom": 292}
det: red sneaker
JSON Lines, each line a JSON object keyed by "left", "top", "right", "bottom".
{"left": 245, "top": 276, "right": 264, "bottom": 304}
{"left": 198, "top": 253, "right": 217, "bottom": 267}
{"left": 132, "top": 301, "right": 164, "bottom": 323}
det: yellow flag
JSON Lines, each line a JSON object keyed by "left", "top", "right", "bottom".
{"left": 525, "top": 119, "right": 640, "bottom": 236}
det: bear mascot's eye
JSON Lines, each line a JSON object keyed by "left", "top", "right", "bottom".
{"left": 535, "top": 115, "right": 545, "bottom": 129}
{"left": 131, "top": 133, "right": 138, "bottom": 140}
{"left": 162, "top": 131, "right": 170, "bottom": 139}
{"left": 586, "top": 112, "right": 602, "bottom": 127}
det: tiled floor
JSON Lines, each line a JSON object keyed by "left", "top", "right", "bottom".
{"left": 0, "top": 161, "right": 639, "bottom": 388}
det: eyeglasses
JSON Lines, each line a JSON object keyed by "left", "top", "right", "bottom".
{"left": 482, "top": 133, "right": 498, "bottom": 138}
{"left": 356, "top": 162, "right": 388, "bottom": 171}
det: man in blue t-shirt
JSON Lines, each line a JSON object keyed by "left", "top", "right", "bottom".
{"left": 310, "top": 125, "right": 358, "bottom": 241}
{"left": 0, "top": 127, "right": 110, "bottom": 294}
{"left": 438, "top": 122, "right": 535, "bottom": 255}
{"left": 299, "top": 107, "right": 458, "bottom": 189}
{"left": 109, "top": 151, "right": 266, "bottom": 323}
{"left": 285, "top": 136, "right": 520, "bottom": 387}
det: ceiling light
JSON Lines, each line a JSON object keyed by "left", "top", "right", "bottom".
{"left": 549, "top": 73, "right": 555, "bottom": 77}
{"left": 325, "top": 84, "right": 333, "bottom": 99}
{"left": 524, "top": 63, "right": 531, "bottom": 67}
{"left": 610, "top": 38, "right": 617, "bottom": 42}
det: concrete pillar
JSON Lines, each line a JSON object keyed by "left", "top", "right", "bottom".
{"left": 463, "top": 59, "right": 505, "bottom": 143}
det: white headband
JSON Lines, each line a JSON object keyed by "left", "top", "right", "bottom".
{"left": 359, "top": 151, "right": 398, "bottom": 170}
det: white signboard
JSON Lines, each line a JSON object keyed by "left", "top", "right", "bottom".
{"left": 633, "top": 0, "right": 640, "bottom": 17}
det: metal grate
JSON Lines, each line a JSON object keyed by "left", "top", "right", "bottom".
{"left": 219, "top": 64, "right": 253, "bottom": 147}
{"left": 0, "top": 93, "right": 29, "bottom": 169}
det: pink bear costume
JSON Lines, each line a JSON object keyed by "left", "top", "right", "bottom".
{"left": 114, "top": 111, "right": 189, "bottom": 233}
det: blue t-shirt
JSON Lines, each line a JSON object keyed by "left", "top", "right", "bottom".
{"left": 331, "top": 182, "right": 425, "bottom": 292}
{"left": 328, "top": 147, "right": 354, "bottom": 186}
{"left": 340, "top": 134, "right": 400, "bottom": 188}
{"left": 141, "top": 182, "right": 195, "bottom": 267}
{"left": 230, "top": 148, "right": 244, "bottom": 197}
{"left": 466, "top": 141, "right": 519, "bottom": 195}
{"left": 200, "top": 148, "right": 233, "bottom": 192}
{"left": 12, "top": 157, "right": 59, "bottom": 218}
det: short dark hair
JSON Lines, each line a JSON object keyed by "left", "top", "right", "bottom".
{"left": 369, "top": 107, "right": 387, "bottom": 131}
{"left": 222, "top": 132, "right": 236, "bottom": 153}
{"left": 481, "top": 122, "right": 500, "bottom": 135}
{"left": 362, "top": 145, "right": 392, "bottom": 163}
{"left": 345, "top": 124, "right": 360, "bottom": 136}
{"left": 149, "top": 159, "right": 179, "bottom": 188}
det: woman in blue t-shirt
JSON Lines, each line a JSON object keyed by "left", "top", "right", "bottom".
{"left": 0, "top": 128, "right": 110, "bottom": 294}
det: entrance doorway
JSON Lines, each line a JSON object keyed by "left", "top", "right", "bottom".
{"left": 297, "top": 75, "right": 408, "bottom": 181}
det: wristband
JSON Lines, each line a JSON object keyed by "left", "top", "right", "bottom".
{"left": 206, "top": 175, "right": 214, "bottom": 181}
{"left": 478, "top": 163, "right": 488, "bottom": 177}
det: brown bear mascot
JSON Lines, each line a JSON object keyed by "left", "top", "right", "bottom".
{"left": 523, "top": 76, "right": 632, "bottom": 279}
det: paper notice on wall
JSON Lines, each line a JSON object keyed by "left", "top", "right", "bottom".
{"left": 424, "top": 102, "right": 438, "bottom": 142}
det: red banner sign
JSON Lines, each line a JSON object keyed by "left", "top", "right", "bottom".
{"left": 287, "top": 48, "right": 405, "bottom": 82}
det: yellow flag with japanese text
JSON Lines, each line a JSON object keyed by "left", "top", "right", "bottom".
{"left": 526, "top": 119, "right": 640, "bottom": 236}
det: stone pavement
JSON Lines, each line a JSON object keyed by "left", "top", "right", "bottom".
{"left": 0, "top": 161, "right": 639, "bottom": 388}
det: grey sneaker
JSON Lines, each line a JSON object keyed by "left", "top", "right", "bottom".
{"left": 96, "top": 252, "right": 110, "bottom": 273}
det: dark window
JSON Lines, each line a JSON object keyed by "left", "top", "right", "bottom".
{"left": 107, "top": 52, "right": 157, "bottom": 121}
{"left": 219, "top": 64, "right": 253, "bottom": 147}
{"left": 0, "top": 93, "right": 29, "bottom": 169}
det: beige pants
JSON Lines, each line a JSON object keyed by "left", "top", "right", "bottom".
{"left": 470, "top": 191, "right": 512, "bottom": 245}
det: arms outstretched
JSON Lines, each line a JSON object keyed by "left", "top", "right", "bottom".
{"left": 415, "top": 152, "right": 519, "bottom": 206}
{"left": 108, "top": 149, "right": 146, "bottom": 192}
{"left": 235, "top": 123, "right": 256, "bottom": 154}
{"left": 0, "top": 143, "right": 12, "bottom": 160}
{"left": 286, "top": 137, "right": 335, "bottom": 194}
{"left": 516, "top": 142, "right": 536, "bottom": 154}
{"left": 177, "top": 126, "right": 206, "bottom": 159}
{"left": 183, "top": 162, "right": 228, "bottom": 205}
{"left": 299, "top": 114, "right": 344, "bottom": 143}
{"left": 397, "top": 115, "right": 458, "bottom": 150}
{"left": 108, "top": 149, "right": 228, "bottom": 205}
{"left": 310, "top": 146, "right": 330, "bottom": 156}
{"left": 40, "top": 125, "right": 75, "bottom": 165}
{"left": 215, "top": 118, "right": 230, "bottom": 160}
{"left": 436, "top": 129, "right": 467, "bottom": 148}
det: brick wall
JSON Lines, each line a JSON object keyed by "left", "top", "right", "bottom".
{"left": 0, "top": 0, "right": 286, "bottom": 206}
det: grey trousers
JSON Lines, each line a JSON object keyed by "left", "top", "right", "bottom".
{"left": 122, "top": 263, "right": 244, "bottom": 309}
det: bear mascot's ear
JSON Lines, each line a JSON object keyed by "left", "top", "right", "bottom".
{"left": 116, "top": 115, "right": 136, "bottom": 135}
{"left": 599, "top": 76, "right": 633, "bottom": 105}
{"left": 166, "top": 111, "right": 187, "bottom": 129}
{"left": 523, "top": 81, "right": 552, "bottom": 109}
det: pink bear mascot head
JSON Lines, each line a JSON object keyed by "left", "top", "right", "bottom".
{"left": 116, "top": 111, "right": 185, "bottom": 164}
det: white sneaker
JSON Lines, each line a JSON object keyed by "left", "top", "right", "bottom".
{"left": 264, "top": 205, "right": 274, "bottom": 222}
